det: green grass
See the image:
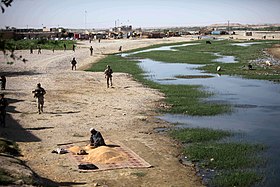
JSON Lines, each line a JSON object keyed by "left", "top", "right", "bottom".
{"left": 129, "top": 39, "right": 280, "bottom": 81}
{"left": 88, "top": 41, "right": 271, "bottom": 186}
{"left": 1, "top": 39, "right": 76, "bottom": 50}
{"left": 87, "top": 55, "right": 229, "bottom": 116}
{"left": 159, "top": 84, "right": 230, "bottom": 115}
{"left": 169, "top": 128, "right": 232, "bottom": 143}
{"left": 186, "top": 142, "right": 265, "bottom": 170}
{"left": 170, "top": 128, "right": 265, "bottom": 187}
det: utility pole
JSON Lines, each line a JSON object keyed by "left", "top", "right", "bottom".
{"left": 85, "top": 10, "right": 87, "bottom": 30}
{"left": 227, "top": 20, "right": 230, "bottom": 34}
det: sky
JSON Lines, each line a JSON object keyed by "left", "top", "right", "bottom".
{"left": 0, "top": 0, "right": 280, "bottom": 29}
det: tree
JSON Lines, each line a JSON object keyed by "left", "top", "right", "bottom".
{"left": 1, "top": 0, "right": 13, "bottom": 13}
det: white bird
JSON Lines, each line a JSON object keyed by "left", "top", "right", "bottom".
{"left": 265, "top": 60, "right": 272, "bottom": 66}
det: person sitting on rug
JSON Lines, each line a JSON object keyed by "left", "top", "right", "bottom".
{"left": 90, "top": 128, "right": 106, "bottom": 147}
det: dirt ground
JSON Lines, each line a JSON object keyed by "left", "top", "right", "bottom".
{"left": 267, "top": 44, "right": 280, "bottom": 60}
{"left": 0, "top": 37, "right": 204, "bottom": 187}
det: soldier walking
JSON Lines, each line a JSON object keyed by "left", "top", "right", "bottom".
{"left": 71, "top": 57, "right": 77, "bottom": 70}
{"left": 90, "top": 46, "right": 93, "bottom": 56}
{"left": 0, "top": 93, "right": 8, "bottom": 127}
{"left": 0, "top": 75, "right": 6, "bottom": 90}
{"left": 104, "top": 65, "right": 113, "bottom": 88}
{"left": 32, "top": 83, "right": 46, "bottom": 114}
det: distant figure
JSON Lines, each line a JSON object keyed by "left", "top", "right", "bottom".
{"left": 206, "top": 41, "right": 211, "bottom": 44}
{"left": 90, "top": 46, "right": 93, "bottom": 56}
{"left": 22, "top": 58, "right": 28, "bottom": 63}
{"left": 38, "top": 46, "right": 41, "bottom": 54}
{"left": 248, "top": 64, "right": 253, "bottom": 70}
{"left": 98, "top": 39, "right": 101, "bottom": 43}
{"left": 71, "top": 57, "right": 77, "bottom": 70}
{"left": 63, "top": 43, "right": 67, "bottom": 51}
{"left": 32, "top": 83, "right": 46, "bottom": 114}
{"left": 89, "top": 128, "right": 106, "bottom": 147}
{"left": 216, "top": 66, "right": 221, "bottom": 72}
{"left": 30, "top": 47, "right": 33, "bottom": 54}
{"left": 0, "top": 76, "right": 6, "bottom": 90}
{"left": 119, "top": 46, "right": 122, "bottom": 52}
{"left": 104, "top": 65, "right": 113, "bottom": 88}
{"left": 72, "top": 44, "right": 76, "bottom": 52}
{"left": 52, "top": 47, "right": 55, "bottom": 53}
{"left": 0, "top": 93, "right": 8, "bottom": 127}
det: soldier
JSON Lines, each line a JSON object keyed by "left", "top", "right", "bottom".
{"left": 32, "top": 83, "right": 46, "bottom": 114}
{"left": 72, "top": 44, "right": 76, "bottom": 52}
{"left": 38, "top": 46, "right": 42, "bottom": 54}
{"left": 63, "top": 43, "right": 67, "bottom": 51}
{"left": 71, "top": 57, "right": 77, "bottom": 70}
{"left": 90, "top": 46, "right": 93, "bottom": 56}
{"left": 0, "top": 75, "right": 6, "bottom": 90}
{"left": 104, "top": 65, "right": 113, "bottom": 88}
{"left": 89, "top": 128, "right": 106, "bottom": 147}
{"left": 0, "top": 93, "right": 8, "bottom": 127}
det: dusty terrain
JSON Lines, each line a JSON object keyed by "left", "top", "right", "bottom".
{"left": 267, "top": 44, "right": 280, "bottom": 60}
{"left": 0, "top": 37, "right": 203, "bottom": 187}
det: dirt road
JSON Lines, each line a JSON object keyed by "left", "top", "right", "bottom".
{"left": 0, "top": 37, "right": 203, "bottom": 187}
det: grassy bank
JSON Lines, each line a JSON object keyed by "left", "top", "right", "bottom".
{"left": 170, "top": 128, "right": 265, "bottom": 187}
{"left": 87, "top": 55, "right": 229, "bottom": 115}
{"left": 129, "top": 39, "right": 280, "bottom": 81}
{"left": 87, "top": 40, "right": 271, "bottom": 186}
{"left": 1, "top": 39, "right": 76, "bottom": 50}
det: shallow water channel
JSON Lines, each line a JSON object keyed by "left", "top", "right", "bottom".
{"left": 122, "top": 43, "right": 280, "bottom": 186}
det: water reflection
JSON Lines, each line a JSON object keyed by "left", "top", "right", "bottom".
{"left": 126, "top": 43, "right": 280, "bottom": 186}
{"left": 212, "top": 53, "right": 237, "bottom": 63}
{"left": 231, "top": 42, "right": 262, "bottom": 47}
{"left": 140, "top": 59, "right": 280, "bottom": 186}
{"left": 121, "top": 43, "right": 199, "bottom": 57}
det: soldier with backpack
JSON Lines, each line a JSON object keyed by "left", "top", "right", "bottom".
{"left": 32, "top": 83, "right": 46, "bottom": 114}
{"left": 104, "top": 65, "right": 113, "bottom": 88}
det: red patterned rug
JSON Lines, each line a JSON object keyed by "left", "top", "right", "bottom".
{"left": 63, "top": 141, "right": 152, "bottom": 172}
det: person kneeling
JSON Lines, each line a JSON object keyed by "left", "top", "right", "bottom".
{"left": 89, "top": 128, "right": 106, "bottom": 147}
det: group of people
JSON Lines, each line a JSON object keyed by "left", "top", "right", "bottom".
{"left": 1, "top": 41, "right": 113, "bottom": 147}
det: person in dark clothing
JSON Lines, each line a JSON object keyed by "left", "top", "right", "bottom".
{"left": 71, "top": 57, "right": 77, "bottom": 70}
{"left": 0, "top": 76, "right": 6, "bottom": 90}
{"left": 0, "top": 93, "right": 8, "bottom": 127}
{"left": 90, "top": 46, "right": 93, "bottom": 56}
{"left": 32, "top": 83, "right": 46, "bottom": 114}
{"left": 38, "top": 46, "right": 41, "bottom": 54}
{"left": 63, "top": 43, "right": 67, "bottom": 51}
{"left": 104, "top": 65, "right": 113, "bottom": 88}
{"left": 89, "top": 128, "right": 106, "bottom": 147}
{"left": 72, "top": 44, "right": 76, "bottom": 52}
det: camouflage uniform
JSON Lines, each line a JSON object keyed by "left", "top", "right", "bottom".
{"left": 33, "top": 83, "right": 46, "bottom": 114}
{"left": 104, "top": 65, "right": 113, "bottom": 88}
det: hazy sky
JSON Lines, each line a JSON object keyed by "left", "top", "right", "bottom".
{"left": 1, "top": 0, "right": 280, "bottom": 29}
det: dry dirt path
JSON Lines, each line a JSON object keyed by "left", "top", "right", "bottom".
{"left": 0, "top": 37, "right": 203, "bottom": 187}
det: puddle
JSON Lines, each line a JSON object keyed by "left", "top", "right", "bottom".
{"left": 121, "top": 43, "right": 199, "bottom": 57}
{"left": 231, "top": 42, "right": 263, "bottom": 47}
{"left": 123, "top": 43, "right": 280, "bottom": 186}
{"left": 212, "top": 53, "right": 237, "bottom": 63}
